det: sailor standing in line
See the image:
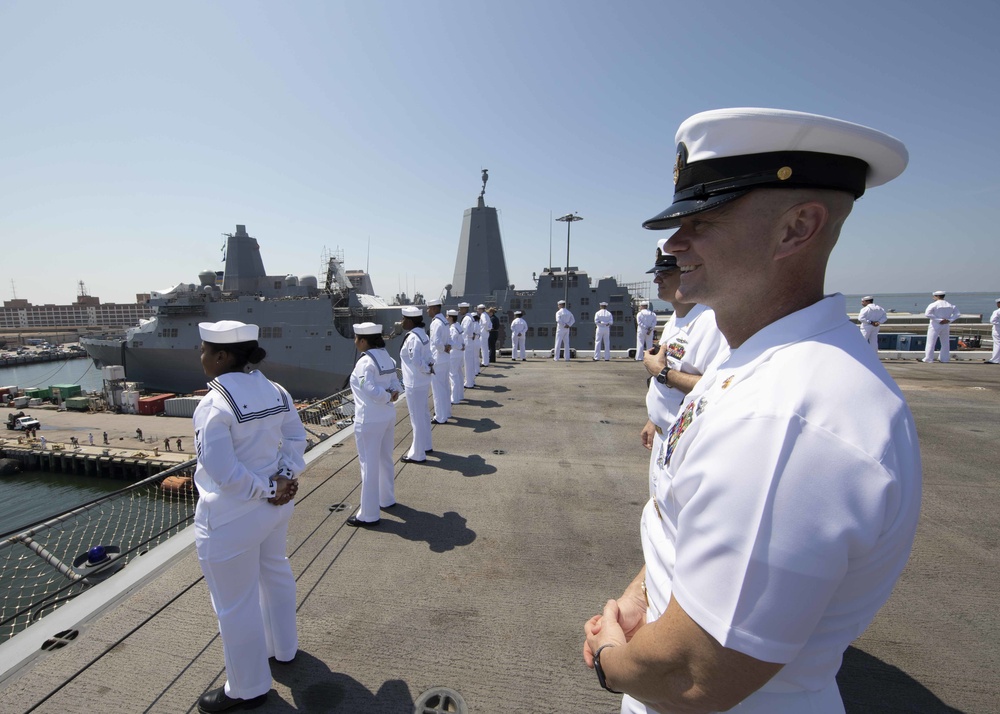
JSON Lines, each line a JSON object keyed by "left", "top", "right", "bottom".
{"left": 487, "top": 306, "right": 501, "bottom": 363}
{"left": 635, "top": 301, "right": 657, "bottom": 359}
{"left": 399, "top": 306, "right": 434, "bottom": 462}
{"left": 593, "top": 301, "right": 613, "bottom": 361}
{"left": 554, "top": 299, "right": 575, "bottom": 361}
{"left": 478, "top": 304, "right": 491, "bottom": 368}
{"left": 427, "top": 299, "right": 452, "bottom": 424}
{"left": 347, "top": 322, "right": 401, "bottom": 528}
{"left": 191, "top": 320, "right": 306, "bottom": 714}
{"left": 510, "top": 310, "right": 528, "bottom": 360}
{"left": 986, "top": 298, "right": 1000, "bottom": 364}
{"left": 459, "top": 303, "right": 478, "bottom": 388}
{"left": 858, "top": 296, "right": 887, "bottom": 349}
{"left": 923, "top": 290, "right": 961, "bottom": 363}
{"left": 447, "top": 310, "right": 466, "bottom": 401}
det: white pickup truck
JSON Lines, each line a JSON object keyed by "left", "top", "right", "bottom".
{"left": 7, "top": 415, "right": 41, "bottom": 431}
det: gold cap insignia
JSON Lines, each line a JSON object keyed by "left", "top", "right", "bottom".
{"left": 777, "top": 166, "right": 793, "bottom": 181}
{"left": 673, "top": 143, "right": 688, "bottom": 185}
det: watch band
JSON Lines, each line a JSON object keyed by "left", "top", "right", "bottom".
{"left": 656, "top": 364, "right": 670, "bottom": 384}
{"left": 594, "top": 644, "right": 623, "bottom": 694}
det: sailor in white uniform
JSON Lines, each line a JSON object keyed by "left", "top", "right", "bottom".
{"left": 427, "top": 299, "right": 452, "bottom": 424}
{"left": 987, "top": 299, "right": 1000, "bottom": 364}
{"left": 477, "top": 304, "right": 491, "bottom": 368}
{"left": 635, "top": 301, "right": 657, "bottom": 359}
{"left": 923, "top": 290, "right": 961, "bottom": 362}
{"left": 347, "top": 322, "right": 401, "bottom": 527}
{"left": 858, "top": 295, "right": 887, "bottom": 348}
{"left": 447, "top": 310, "right": 466, "bottom": 401}
{"left": 459, "top": 303, "right": 478, "bottom": 388}
{"left": 554, "top": 299, "right": 575, "bottom": 361}
{"left": 399, "top": 306, "right": 433, "bottom": 462}
{"left": 510, "top": 310, "right": 528, "bottom": 360}
{"left": 593, "top": 301, "right": 613, "bottom": 360}
{"left": 191, "top": 320, "right": 306, "bottom": 714}
{"left": 584, "top": 108, "right": 921, "bottom": 714}
{"left": 639, "top": 244, "right": 727, "bottom": 499}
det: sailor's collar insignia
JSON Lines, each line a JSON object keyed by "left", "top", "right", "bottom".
{"left": 721, "top": 375, "right": 735, "bottom": 389}
{"left": 673, "top": 142, "right": 688, "bottom": 185}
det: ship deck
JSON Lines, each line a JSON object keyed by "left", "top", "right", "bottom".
{"left": 1, "top": 356, "right": 997, "bottom": 713}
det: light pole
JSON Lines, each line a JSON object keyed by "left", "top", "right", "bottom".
{"left": 555, "top": 213, "right": 583, "bottom": 307}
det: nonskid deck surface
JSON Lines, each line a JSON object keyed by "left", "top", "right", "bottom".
{"left": 1, "top": 358, "right": 996, "bottom": 713}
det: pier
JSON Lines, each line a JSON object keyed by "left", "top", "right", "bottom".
{"left": 0, "top": 358, "right": 996, "bottom": 712}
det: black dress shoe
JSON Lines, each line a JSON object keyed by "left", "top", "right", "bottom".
{"left": 269, "top": 653, "right": 296, "bottom": 665}
{"left": 380, "top": 503, "right": 397, "bottom": 510}
{"left": 400, "top": 456, "right": 426, "bottom": 464}
{"left": 346, "top": 516, "right": 380, "bottom": 528}
{"left": 432, "top": 419, "right": 448, "bottom": 424}
{"left": 198, "top": 687, "right": 267, "bottom": 713}
{"left": 426, "top": 449, "right": 434, "bottom": 453}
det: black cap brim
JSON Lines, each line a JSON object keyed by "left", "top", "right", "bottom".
{"left": 642, "top": 190, "right": 750, "bottom": 231}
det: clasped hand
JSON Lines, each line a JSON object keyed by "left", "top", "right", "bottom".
{"left": 268, "top": 476, "right": 298, "bottom": 506}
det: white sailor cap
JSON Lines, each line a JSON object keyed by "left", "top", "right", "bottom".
{"left": 352, "top": 322, "right": 382, "bottom": 336}
{"left": 457, "top": 302, "right": 470, "bottom": 308}
{"left": 426, "top": 298, "right": 443, "bottom": 307}
{"left": 647, "top": 237, "right": 679, "bottom": 273}
{"left": 932, "top": 290, "right": 946, "bottom": 297}
{"left": 514, "top": 310, "right": 523, "bottom": 316}
{"left": 476, "top": 303, "right": 486, "bottom": 310}
{"left": 599, "top": 301, "right": 608, "bottom": 306}
{"left": 446, "top": 309, "right": 459, "bottom": 316}
{"left": 401, "top": 306, "right": 422, "bottom": 317}
{"left": 643, "top": 108, "right": 909, "bottom": 230}
{"left": 199, "top": 320, "right": 259, "bottom": 343}
{"left": 557, "top": 299, "right": 566, "bottom": 305}
{"left": 640, "top": 301, "right": 649, "bottom": 306}
{"left": 862, "top": 296, "right": 874, "bottom": 302}
{"left": 996, "top": 298, "right": 1000, "bottom": 303}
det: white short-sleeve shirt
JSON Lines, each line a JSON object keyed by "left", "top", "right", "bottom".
{"left": 630, "top": 295, "right": 922, "bottom": 714}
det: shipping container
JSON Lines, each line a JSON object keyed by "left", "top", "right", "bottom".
{"left": 64, "top": 396, "right": 91, "bottom": 411}
{"left": 49, "top": 384, "right": 83, "bottom": 399}
{"left": 102, "top": 365, "right": 126, "bottom": 380}
{"left": 24, "top": 388, "right": 51, "bottom": 400}
{"left": 137, "top": 393, "right": 176, "bottom": 415}
{"left": 164, "top": 396, "right": 204, "bottom": 418}
{"left": 1, "top": 386, "right": 17, "bottom": 397}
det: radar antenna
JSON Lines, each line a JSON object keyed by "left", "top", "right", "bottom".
{"left": 480, "top": 168, "right": 489, "bottom": 198}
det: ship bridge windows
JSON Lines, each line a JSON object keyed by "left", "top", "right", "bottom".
{"left": 610, "top": 294, "right": 624, "bottom": 302}
{"left": 537, "top": 326, "right": 549, "bottom": 337}
{"left": 260, "top": 326, "right": 283, "bottom": 339}
{"left": 510, "top": 298, "right": 521, "bottom": 310}
{"left": 580, "top": 297, "right": 590, "bottom": 306}
{"left": 581, "top": 312, "right": 590, "bottom": 321}
{"left": 158, "top": 328, "right": 178, "bottom": 338}
{"left": 612, "top": 311, "right": 624, "bottom": 323}
{"left": 611, "top": 326, "right": 624, "bottom": 337}
{"left": 523, "top": 299, "right": 532, "bottom": 310}
{"left": 526, "top": 327, "right": 535, "bottom": 337}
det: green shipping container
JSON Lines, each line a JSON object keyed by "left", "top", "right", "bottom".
{"left": 65, "top": 397, "right": 91, "bottom": 411}
{"left": 50, "top": 384, "right": 83, "bottom": 399}
{"left": 24, "top": 388, "right": 51, "bottom": 400}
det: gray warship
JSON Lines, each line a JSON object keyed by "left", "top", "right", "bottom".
{"left": 81, "top": 179, "right": 646, "bottom": 397}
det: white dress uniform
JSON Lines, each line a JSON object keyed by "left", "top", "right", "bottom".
{"left": 593, "top": 307, "right": 613, "bottom": 360}
{"left": 461, "top": 311, "right": 478, "bottom": 387}
{"left": 448, "top": 318, "right": 466, "bottom": 402}
{"left": 858, "top": 302, "right": 887, "bottom": 348}
{"left": 923, "top": 297, "right": 961, "bottom": 362}
{"left": 989, "top": 305, "right": 1000, "bottom": 364}
{"left": 400, "top": 326, "right": 434, "bottom": 459}
{"left": 193, "top": 370, "right": 307, "bottom": 701}
{"left": 644, "top": 304, "right": 727, "bottom": 499}
{"left": 429, "top": 312, "right": 452, "bottom": 423}
{"left": 510, "top": 316, "right": 528, "bottom": 360}
{"left": 635, "top": 307, "right": 657, "bottom": 359}
{"left": 629, "top": 295, "right": 922, "bottom": 714}
{"left": 554, "top": 306, "right": 575, "bottom": 360}
{"left": 478, "top": 310, "right": 491, "bottom": 367}
{"left": 349, "top": 347, "right": 401, "bottom": 522}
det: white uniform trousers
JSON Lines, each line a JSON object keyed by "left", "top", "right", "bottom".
{"left": 353, "top": 419, "right": 396, "bottom": 521}
{"left": 636, "top": 328, "right": 653, "bottom": 359}
{"left": 594, "top": 327, "right": 611, "bottom": 360}
{"left": 450, "top": 354, "right": 465, "bottom": 402}
{"left": 431, "top": 357, "right": 452, "bottom": 422}
{"left": 991, "top": 327, "right": 1000, "bottom": 363}
{"left": 511, "top": 334, "right": 526, "bottom": 360}
{"left": 860, "top": 323, "right": 879, "bottom": 348}
{"left": 554, "top": 328, "right": 571, "bottom": 360}
{"left": 480, "top": 337, "right": 490, "bottom": 367}
{"left": 404, "top": 385, "right": 432, "bottom": 458}
{"left": 463, "top": 343, "right": 478, "bottom": 387}
{"left": 924, "top": 322, "right": 951, "bottom": 362}
{"left": 195, "top": 501, "right": 297, "bottom": 700}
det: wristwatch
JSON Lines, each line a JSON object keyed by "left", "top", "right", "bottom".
{"left": 594, "top": 644, "right": 622, "bottom": 694}
{"left": 655, "top": 364, "right": 671, "bottom": 385}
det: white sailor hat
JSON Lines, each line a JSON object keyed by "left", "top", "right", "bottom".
{"left": 557, "top": 299, "right": 566, "bottom": 305}
{"left": 643, "top": 108, "right": 909, "bottom": 230}
{"left": 426, "top": 298, "right": 443, "bottom": 307}
{"left": 446, "top": 309, "right": 459, "bottom": 316}
{"left": 640, "top": 300, "right": 649, "bottom": 306}
{"left": 647, "top": 237, "right": 679, "bottom": 273}
{"left": 599, "top": 301, "right": 608, "bottom": 306}
{"left": 401, "top": 306, "right": 422, "bottom": 317}
{"left": 932, "top": 290, "right": 946, "bottom": 297}
{"left": 458, "top": 302, "right": 470, "bottom": 308}
{"left": 862, "top": 296, "right": 874, "bottom": 302}
{"left": 199, "top": 320, "right": 259, "bottom": 343}
{"left": 476, "top": 303, "right": 486, "bottom": 310}
{"left": 352, "top": 322, "right": 382, "bottom": 336}
{"left": 514, "top": 310, "right": 523, "bottom": 316}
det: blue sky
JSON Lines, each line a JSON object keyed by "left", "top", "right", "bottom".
{"left": 1, "top": 0, "right": 997, "bottom": 306}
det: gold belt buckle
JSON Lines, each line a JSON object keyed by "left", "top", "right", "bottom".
{"left": 654, "top": 425, "right": 663, "bottom": 435}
